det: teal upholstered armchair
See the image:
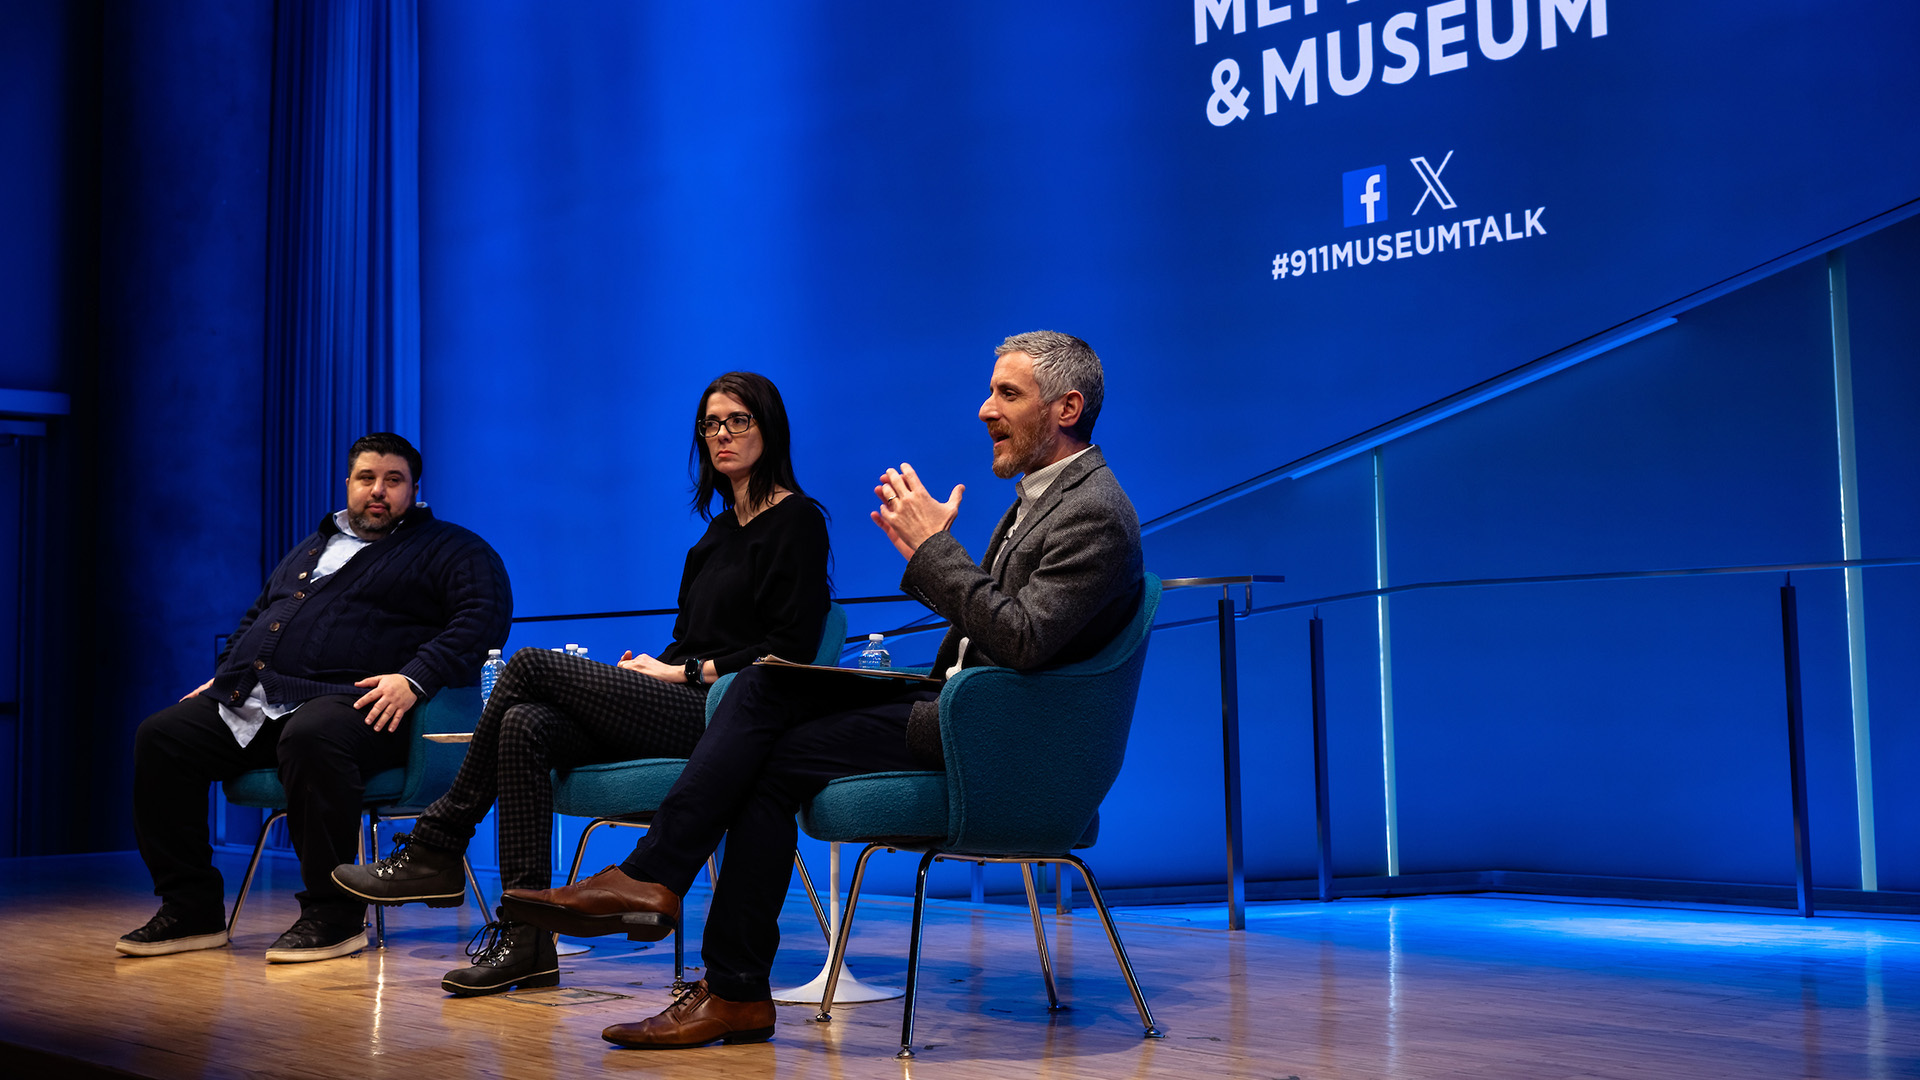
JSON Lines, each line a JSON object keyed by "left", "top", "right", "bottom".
{"left": 801, "top": 572, "right": 1164, "bottom": 1059}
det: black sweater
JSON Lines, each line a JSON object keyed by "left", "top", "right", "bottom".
{"left": 658, "top": 495, "right": 831, "bottom": 675}
{"left": 207, "top": 506, "right": 514, "bottom": 708}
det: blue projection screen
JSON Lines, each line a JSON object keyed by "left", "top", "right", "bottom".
{"left": 421, "top": 1, "right": 1920, "bottom": 609}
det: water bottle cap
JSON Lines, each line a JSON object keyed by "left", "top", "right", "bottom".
{"left": 488, "top": 649, "right": 502, "bottom": 657}
{"left": 868, "top": 633, "right": 884, "bottom": 642}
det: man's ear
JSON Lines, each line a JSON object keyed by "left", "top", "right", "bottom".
{"left": 1054, "top": 389, "right": 1085, "bottom": 431}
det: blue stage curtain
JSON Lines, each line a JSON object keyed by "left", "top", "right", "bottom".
{"left": 261, "top": 0, "right": 419, "bottom": 566}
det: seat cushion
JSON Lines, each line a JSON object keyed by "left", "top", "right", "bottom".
{"left": 551, "top": 758, "right": 688, "bottom": 818}
{"left": 801, "top": 770, "right": 948, "bottom": 844}
{"left": 223, "top": 766, "right": 407, "bottom": 810}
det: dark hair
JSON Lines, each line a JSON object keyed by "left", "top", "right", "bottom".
{"left": 347, "top": 432, "right": 422, "bottom": 483}
{"left": 689, "top": 372, "right": 815, "bottom": 521}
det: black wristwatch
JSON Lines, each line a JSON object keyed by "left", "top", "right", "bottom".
{"left": 684, "top": 656, "right": 703, "bottom": 686}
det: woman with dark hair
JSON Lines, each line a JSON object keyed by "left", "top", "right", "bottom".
{"left": 332, "top": 371, "right": 830, "bottom": 997}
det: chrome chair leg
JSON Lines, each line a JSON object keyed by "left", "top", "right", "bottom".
{"left": 792, "top": 849, "right": 831, "bottom": 942}
{"left": 1065, "top": 854, "right": 1161, "bottom": 1038}
{"left": 817, "top": 842, "right": 883, "bottom": 1022}
{"left": 896, "top": 850, "right": 940, "bottom": 1060}
{"left": 463, "top": 858, "right": 486, "bottom": 912}
{"left": 1020, "top": 863, "right": 1062, "bottom": 1010}
{"left": 367, "top": 815, "right": 386, "bottom": 948}
{"left": 565, "top": 817, "right": 618, "bottom": 886}
{"left": 227, "top": 810, "right": 286, "bottom": 936}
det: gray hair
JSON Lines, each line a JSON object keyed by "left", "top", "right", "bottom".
{"left": 995, "top": 330, "right": 1104, "bottom": 441}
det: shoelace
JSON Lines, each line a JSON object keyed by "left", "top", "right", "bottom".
{"left": 665, "top": 982, "right": 708, "bottom": 1016}
{"left": 464, "top": 919, "right": 511, "bottom": 965}
{"left": 372, "top": 832, "right": 418, "bottom": 875}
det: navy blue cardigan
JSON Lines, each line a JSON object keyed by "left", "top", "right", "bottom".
{"left": 205, "top": 506, "right": 513, "bottom": 710}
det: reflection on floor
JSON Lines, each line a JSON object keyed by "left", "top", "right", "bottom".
{"left": 3, "top": 851, "right": 1917, "bottom": 1079}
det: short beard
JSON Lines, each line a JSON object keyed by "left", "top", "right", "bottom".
{"left": 349, "top": 506, "right": 398, "bottom": 537}
{"left": 990, "top": 416, "right": 1050, "bottom": 479}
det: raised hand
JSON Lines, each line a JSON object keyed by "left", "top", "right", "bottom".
{"left": 870, "top": 462, "right": 964, "bottom": 560}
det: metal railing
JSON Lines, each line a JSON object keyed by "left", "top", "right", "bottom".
{"left": 1189, "top": 556, "right": 1920, "bottom": 926}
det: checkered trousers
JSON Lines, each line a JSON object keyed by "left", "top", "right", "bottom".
{"left": 411, "top": 647, "right": 707, "bottom": 890}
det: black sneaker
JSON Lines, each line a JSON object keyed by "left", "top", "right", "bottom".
{"left": 264, "top": 916, "right": 368, "bottom": 963}
{"left": 442, "top": 911, "right": 560, "bottom": 997}
{"left": 116, "top": 906, "right": 229, "bottom": 957}
{"left": 331, "top": 831, "right": 467, "bottom": 907}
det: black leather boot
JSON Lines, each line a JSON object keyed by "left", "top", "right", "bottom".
{"left": 442, "top": 911, "right": 561, "bottom": 997}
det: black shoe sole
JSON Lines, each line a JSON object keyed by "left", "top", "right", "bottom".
{"left": 442, "top": 966, "right": 561, "bottom": 997}
{"left": 499, "top": 894, "right": 676, "bottom": 942}
{"left": 331, "top": 870, "right": 466, "bottom": 908}
{"left": 603, "top": 1026, "right": 775, "bottom": 1049}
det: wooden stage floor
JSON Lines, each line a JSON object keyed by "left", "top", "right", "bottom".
{"left": 2, "top": 850, "right": 1917, "bottom": 1079}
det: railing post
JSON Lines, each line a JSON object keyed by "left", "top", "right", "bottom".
{"left": 1780, "top": 576, "right": 1814, "bottom": 918}
{"left": 1218, "top": 588, "right": 1246, "bottom": 931}
{"left": 1310, "top": 609, "right": 1333, "bottom": 902}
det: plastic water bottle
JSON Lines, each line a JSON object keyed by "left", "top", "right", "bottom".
{"left": 858, "top": 633, "right": 891, "bottom": 670}
{"left": 565, "top": 643, "right": 581, "bottom": 656}
{"left": 480, "top": 649, "right": 505, "bottom": 703}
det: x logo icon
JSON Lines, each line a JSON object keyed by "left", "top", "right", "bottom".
{"left": 1410, "top": 151, "right": 1456, "bottom": 215}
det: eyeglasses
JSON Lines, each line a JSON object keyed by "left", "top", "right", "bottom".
{"left": 697, "top": 413, "right": 756, "bottom": 439}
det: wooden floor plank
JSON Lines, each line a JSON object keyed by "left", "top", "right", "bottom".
{"left": 3, "top": 852, "right": 1917, "bottom": 1079}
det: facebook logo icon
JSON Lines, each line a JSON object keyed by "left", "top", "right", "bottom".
{"left": 1343, "top": 166, "right": 1388, "bottom": 227}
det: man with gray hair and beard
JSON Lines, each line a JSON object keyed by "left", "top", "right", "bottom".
{"left": 497, "top": 330, "right": 1144, "bottom": 1049}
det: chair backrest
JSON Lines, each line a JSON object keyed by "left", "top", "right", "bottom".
{"left": 387, "top": 684, "right": 484, "bottom": 811}
{"left": 705, "top": 602, "right": 847, "bottom": 725}
{"left": 936, "top": 572, "right": 1162, "bottom": 855}
{"left": 815, "top": 602, "right": 849, "bottom": 666}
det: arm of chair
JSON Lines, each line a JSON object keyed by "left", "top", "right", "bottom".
{"left": 705, "top": 672, "right": 738, "bottom": 725}
{"left": 933, "top": 660, "right": 1140, "bottom": 855}
{"left": 393, "top": 685, "right": 483, "bottom": 811}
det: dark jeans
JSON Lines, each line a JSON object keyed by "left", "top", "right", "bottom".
{"left": 132, "top": 692, "right": 409, "bottom": 927}
{"left": 620, "top": 664, "right": 933, "bottom": 1002}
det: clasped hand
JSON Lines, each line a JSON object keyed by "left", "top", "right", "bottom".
{"left": 871, "top": 463, "right": 964, "bottom": 560}
{"left": 353, "top": 673, "right": 418, "bottom": 732}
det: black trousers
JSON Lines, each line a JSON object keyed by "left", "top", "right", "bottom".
{"left": 132, "top": 693, "right": 410, "bottom": 926}
{"left": 618, "top": 664, "right": 933, "bottom": 1002}
{"left": 408, "top": 648, "right": 707, "bottom": 891}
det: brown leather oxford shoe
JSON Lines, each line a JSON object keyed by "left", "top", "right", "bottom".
{"left": 499, "top": 865, "right": 680, "bottom": 941}
{"left": 601, "top": 980, "right": 776, "bottom": 1049}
